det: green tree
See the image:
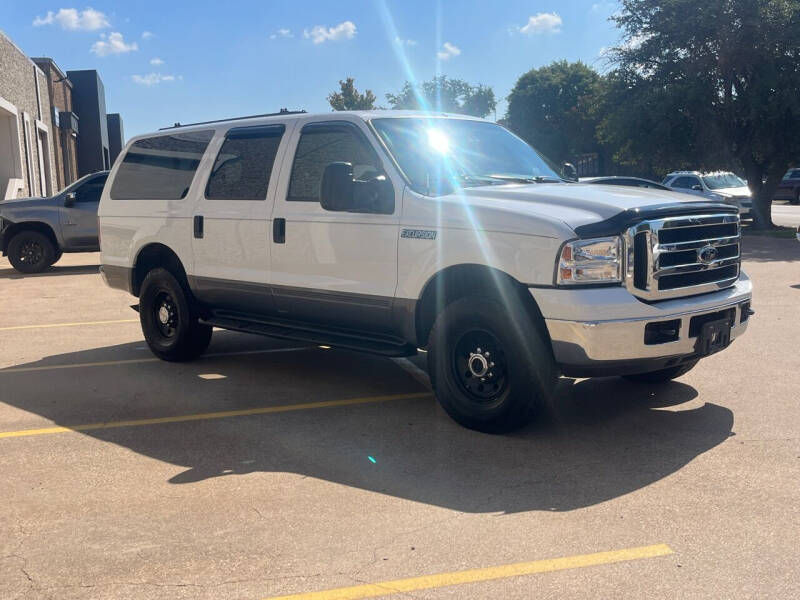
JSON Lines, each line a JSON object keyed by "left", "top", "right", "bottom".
{"left": 328, "top": 78, "right": 377, "bottom": 111}
{"left": 385, "top": 76, "right": 496, "bottom": 118}
{"left": 505, "top": 61, "right": 602, "bottom": 165}
{"left": 610, "top": 0, "right": 800, "bottom": 228}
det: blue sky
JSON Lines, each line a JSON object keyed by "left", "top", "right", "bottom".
{"left": 6, "top": 1, "right": 622, "bottom": 139}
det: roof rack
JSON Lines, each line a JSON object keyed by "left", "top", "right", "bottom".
{"left": 160, "top": 109, "right": 306, "bottom": 130}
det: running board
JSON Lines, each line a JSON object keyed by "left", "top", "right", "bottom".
{"left": 202, "top": 313, "right": 417, "bottom": 357}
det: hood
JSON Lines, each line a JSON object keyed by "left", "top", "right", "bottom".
{"left": 712, "top": 186, "right": 751, "bottom": 198}
{"left": 455, "top": 183, "right": 730, "bottom": 233}
{"left": 0, "top": 196, "right": 54, "bottom": 209}
{"left": 403, "top": 182, "right": 735, "bottom": 240}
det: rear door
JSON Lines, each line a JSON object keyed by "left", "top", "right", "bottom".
{"left": 190, "top": 122, "right": 293, "bottom": 314}
{"left": 60, "top": 172, "right": 108, "bottom": 249}
{"left": 269, "top": 118, "right": 401, "bottom": 331}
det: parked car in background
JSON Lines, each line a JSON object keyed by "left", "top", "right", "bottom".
{"left": 581, "top": 176, "right": 670, "bottom": 191}
{"left": 773, "top": 168, "right": 800, "bottom": 205}
{"left": 662, "top": 171, "right": 752, "bottom": 217}
{"left": 0, "top": 171, "right": 109, "bottom": 273}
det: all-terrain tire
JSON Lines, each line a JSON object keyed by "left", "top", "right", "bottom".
{"left": 427, "top": 295, "right": 557, "bottom": 433}
{"left": 139, "top": 268, "right": 212, "bottom": 362}
{"left": 7, "top": 230, "right": 57, "bottom": 274}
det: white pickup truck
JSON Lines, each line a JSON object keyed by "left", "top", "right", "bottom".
{"left": 98, "top": 110, "right": 752, "bottom": 432}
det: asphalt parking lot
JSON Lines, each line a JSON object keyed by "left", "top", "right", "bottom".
{"left": 1, "top": 221, "right": 799, "bottom": 598}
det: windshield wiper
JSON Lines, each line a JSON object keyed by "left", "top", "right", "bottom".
{"left": 455, "top": 174, "right": 508, "bottom": 187}
{"left": 486, "top": 174, "right": 562, "bottom": 184}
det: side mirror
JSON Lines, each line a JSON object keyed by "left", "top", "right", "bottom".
{"left": 561, "top": 162, "right": 578, "bottom": 182}
{"left": 320, "top": 162, "right": 394, "bottom": 214}
{"left": 320, "top": 162, "right": 355, "bottom": 212}
{"left": 64, "top": 192, "right": 77, "bottom": 207}
{"left": 691, "top": 184, "right": 703, "bottom": 191}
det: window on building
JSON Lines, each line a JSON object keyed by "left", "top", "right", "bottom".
{"left": 205, "top": 125, "right": 285, "bottom": 200}
{"left": 110, "top": 130, "right": 213, "bottom": 200}
{"left": 288, "top": 123, "right": 382, "bottom": 202}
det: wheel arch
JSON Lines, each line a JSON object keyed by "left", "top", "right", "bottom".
{"left": 412, "top": 263, "right": 550, "bottom": 349}
{"left": 1, "top": 221, "right": 59, "bottom": 255}
{"left": 132, "top": 243, "right": 190, "bottom": 297}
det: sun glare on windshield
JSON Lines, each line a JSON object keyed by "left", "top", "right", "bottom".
{"left": 426, "top": 128, "right": 450, "bottom": 155}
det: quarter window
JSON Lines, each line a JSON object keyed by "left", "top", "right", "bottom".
{"left": 205, "top": 125, "right": 285, "bottom": 200}
{"left": 110, "top": 130, "right": 213, "bottom": 200}
{"left": 288, "top": 124, "right": 382, "bottom": 202}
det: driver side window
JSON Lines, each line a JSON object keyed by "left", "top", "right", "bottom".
{"left": 287, "top": 123, "right": 382, "bottom": 203}
{"left": 75, "top": 175, "right": 107, "bottom": 203}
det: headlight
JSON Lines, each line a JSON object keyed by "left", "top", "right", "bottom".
{"left": 556, "top": 236, "right": 622, "bottom": 285}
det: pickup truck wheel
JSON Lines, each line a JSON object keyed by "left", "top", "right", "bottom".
{"left": 139, "top": 268, "right": 212, "bottom": 361}
{"left": 792, "top": 190, "right": 800, "bottom": 205}
{"left": 7, "top": 230, "right": 56, "bottom": 274}
{"left": 428, "top": 295, "right": 557, "bottom": 433}
{"left": 622, "top": 360, "right": 698, "bottom": 384}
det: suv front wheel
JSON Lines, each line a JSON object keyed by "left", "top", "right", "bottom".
{"left": 428, "top": 295, "right": 557, "bottom": 433}
{"left": 7, "top": 230, "right": 57, "bottom": 274}
{"left": 139, "top": 268, "right": 212, "bottom": 361}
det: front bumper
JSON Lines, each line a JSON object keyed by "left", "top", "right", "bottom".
{"left": 539, "top": 275, "right": 752, "bottom": 377}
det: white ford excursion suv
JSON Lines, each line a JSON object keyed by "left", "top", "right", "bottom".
{"left": 99, "top": 110, "right": 752, "bottom": 432}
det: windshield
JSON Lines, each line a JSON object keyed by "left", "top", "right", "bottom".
{"left": 702, "top": 173, "right": 746, "bottom": 190}
{"left": 371, "top": 118, "right": 561, "bottom": 195}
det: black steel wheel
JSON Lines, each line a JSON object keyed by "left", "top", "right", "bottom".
{"left": 451, "top": 329, "right": 508, "bottom": 406}
{"left": 428, "top": 294, "right": 557, "bottom": 433}
{"left": 7, "top": 230, "right": 56, "bottom": 274}
{"left": 139, "top": 268, "right": 212, "bottom": 361}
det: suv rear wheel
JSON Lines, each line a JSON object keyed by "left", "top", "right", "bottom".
{"left": 7, "top": 230, "right": 57, "bottom": 274}
{"left": 428, "top": 295, "right": 557, "bottom": 433}
{"left": 139, "top": 268, "right": 212, "bottom": 361}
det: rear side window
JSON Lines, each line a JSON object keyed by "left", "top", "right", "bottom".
{"left": 205, "top": 125, "right": 285, "bottom": 200}
{"left": 288, "top": 123, "right": 381, "bottom": 202}
{"left": 110, "top": 130, "right": 213, "bottom": 200}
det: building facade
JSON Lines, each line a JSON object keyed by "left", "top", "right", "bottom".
{"left": 67, "top": 70, "right": 110, "bottom": 176}
{"left": 32, "top": 57, "right": 80, "bottom": 191}
{"left": 0, "top": 30, "right": 56, "bottom": 199}
{"left": 106, "top": 113, "right": 124, "bottom": 166}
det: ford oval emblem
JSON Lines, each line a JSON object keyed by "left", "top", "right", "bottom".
{"left": 697, "top": 245, "right": 719, "bottom": 264}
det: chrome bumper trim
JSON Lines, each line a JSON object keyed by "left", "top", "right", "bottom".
{"left": 546, "top": 298, "right": 751, "bottom": 364}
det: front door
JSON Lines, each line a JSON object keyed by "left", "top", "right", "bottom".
{"left": 270, "top": 119, "right": 401, "bottom": 332}
{"left": 190, "top": 122, "right": 293, "bottom": 314}
{"left": 60, "top": 173, "right": 107, "bottom": 249}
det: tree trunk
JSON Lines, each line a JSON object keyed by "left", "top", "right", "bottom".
{"left": 742, "top": 161, "right": 770, "bottom": 229}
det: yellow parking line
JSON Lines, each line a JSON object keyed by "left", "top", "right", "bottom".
{"left": 263, "top": 544, "right": 673, "bottom": 600}
{"left": 0, "top": 347, "right": 307, "bottom": 375}
{"left": 0, "top": 318, "right": 139, "bottom": 331}
{"left": 0, "top": 391, "right": 432, "bottom": 439}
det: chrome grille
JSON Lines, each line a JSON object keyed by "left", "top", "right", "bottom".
{"left": 624, "top": 213, "right": 741, "bottom": 300}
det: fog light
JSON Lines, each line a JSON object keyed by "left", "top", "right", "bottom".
{"left": 644, "top": 320, "right": 681, "bottom": 345}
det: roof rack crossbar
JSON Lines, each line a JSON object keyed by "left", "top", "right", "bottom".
{"left": 160, "top": 109, "right": 306, "bottom": 130}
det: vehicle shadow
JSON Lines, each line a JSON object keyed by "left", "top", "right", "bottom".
{"left": 0, "top": 335, "right": 733, "bottom": 513}
{"left": 0, "top": 264, "right": 99, "bottom": 279}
